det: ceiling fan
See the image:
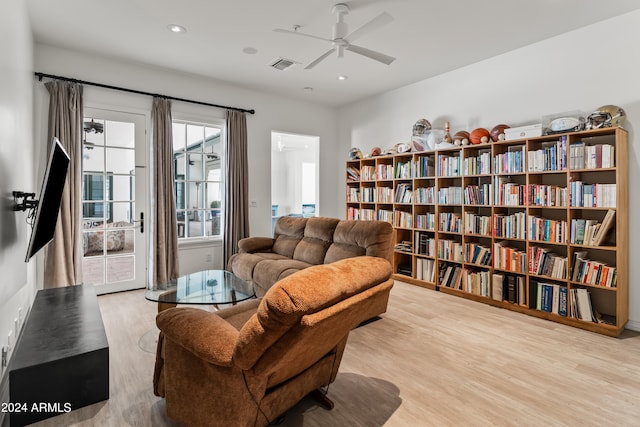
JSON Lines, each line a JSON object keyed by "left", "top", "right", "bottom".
{"left": 274, "top": 3, "right": 395, "bottom": 70}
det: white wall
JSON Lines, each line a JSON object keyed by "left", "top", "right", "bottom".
{"left": 34, "top": 44, "right": 339, "bottom": 273}
{"left": 338, "top": 10, "right": 640, "bottom": 330}
{"left": 0, "top": 0, "right": 34, "bottom": 384}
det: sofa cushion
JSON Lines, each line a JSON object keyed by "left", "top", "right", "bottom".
{"left": 292, "top": 217, "right": 340, "bottom": 265}
{"left": 229, "top": 252, "right": 290, "bottom": 282}
{"left": 324, "top": 220, "right": 394, "bottom": 264}
{"left": 252, "top": 259, "right": 313, "bottom": 296}
{"left": 272, "top": 217, "right": 308, "bottom": 257}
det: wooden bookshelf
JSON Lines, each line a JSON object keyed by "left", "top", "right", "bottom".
{"left": 346, "top": 127, "right": 628, "bottom": 336}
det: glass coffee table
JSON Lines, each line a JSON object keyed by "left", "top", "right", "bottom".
{"left": 140, "top": 270, "right": 254, "bottom": 352}
{"left": 145, "top": 269, "right": 255, "bottom": 311}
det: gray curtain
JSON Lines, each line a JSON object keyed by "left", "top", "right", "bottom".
{"left": 151, "top": 97, "right": 179, "bottom": 285}
{"left": 43, "top": 81, "right": 83, "bottom": 287}
{"left": 223, "top": 110, "right": 249, "bottom": 267}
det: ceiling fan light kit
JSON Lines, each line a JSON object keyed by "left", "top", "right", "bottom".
{"left": 274, "top": 3, "right": 396, "bottom": 70}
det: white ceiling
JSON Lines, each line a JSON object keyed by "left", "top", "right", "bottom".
{"left": 26, "top": 0, "right": 640, "bottom": 108}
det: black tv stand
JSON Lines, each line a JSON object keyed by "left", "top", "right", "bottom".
{"left": 8, "top": 285, "right": 109, "bottom": 426}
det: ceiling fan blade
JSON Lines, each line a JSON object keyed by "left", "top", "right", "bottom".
{"left": 273, "top": 28, "right": 332, "bottom": 43}
{"left": 346, "top": 44, "right": 395, "bottom": 65}
{"left": 304, "top": 48, "right": 335, "bottom": 69}
{"left": 344, "top": 12, "right": 394, "bottom": 43}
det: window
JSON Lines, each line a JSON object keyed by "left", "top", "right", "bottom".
{"left": 172, "top": 121, "right": 223, "bottom": 239}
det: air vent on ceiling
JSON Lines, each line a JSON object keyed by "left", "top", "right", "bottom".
{"left": 269, "top": 58, "right": 297, "bottom": 71}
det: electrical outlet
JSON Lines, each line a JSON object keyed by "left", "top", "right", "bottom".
{"left": 1, "top": 346, "right": 7, "bottom": 368}
{"left": 205, "top": 253, "right": 212, "bottom": 263}
{"left": 250, "top": 200, "right": 257, "bottom": 207}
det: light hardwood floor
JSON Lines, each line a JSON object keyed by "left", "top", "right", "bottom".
{"left": 31, "top": 281, "right": 640, "bottom": 426}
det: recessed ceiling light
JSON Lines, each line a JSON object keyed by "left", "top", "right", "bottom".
{"left": 303, "top": 87, "right": 314, "bottom": 92}
{"left": 167, "top": 24, "right": 186, "bottom": 33}
{"left": 337, "top": 75, "right": 348, "bottom": 81}
{"left": 242, "top": 47, "right": 258, "bottom": 55}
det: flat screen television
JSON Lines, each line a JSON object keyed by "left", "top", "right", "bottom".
{"left": 25, "top": 137, "right": 70, "bottom": 262}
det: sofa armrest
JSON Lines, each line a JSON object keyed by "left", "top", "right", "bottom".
{"left": 156, "top": 308, "right": 239, "bottom": 367}
{"left": 238, "top": 237, "right": 275, "bottom": 253}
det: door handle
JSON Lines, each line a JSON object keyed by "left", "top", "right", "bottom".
{"left": 132, "top": 212, "right": 144, "bottom": 233}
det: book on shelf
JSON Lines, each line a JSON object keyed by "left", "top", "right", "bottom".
{"left": 533, "top": 282, "right": 566, "bottom": 316}
{"left": 416, "top": 258, "right": 435, "bottom": 282}
{"left": 571, "top": 288, "right": 595, "bottom": 322}
{"left": 492, "top": 273, "right": 503, "bottom": 301}
{"left": 592, "top": 209, "right": 615, "bottom": 246}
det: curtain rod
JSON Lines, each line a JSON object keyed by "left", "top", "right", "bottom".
{"left": 34, "top": 72, "right": 255, "bottom": 115}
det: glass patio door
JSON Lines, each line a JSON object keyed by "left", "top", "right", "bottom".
{"left": 81, "top": 108, "right": 147, "bottom": 294}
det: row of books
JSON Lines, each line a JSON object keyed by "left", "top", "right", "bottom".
{"left": 347, "top": 207, "right": 376, "bottom": 221}
{"left": 415, "top": 213, "right": 435, "bottom": 230}
{"left": 492, "top": 273, "right": 526, "bottom": 305}
{"left": 393, "top": 210, "right": 413, "bottom": 229}
{"left": 463, "top": 151, "right": 492, "bottom": 176}
{"left": 394, "top": 183, "right": 412, "bottom": 203}
{"left": 438, "top": 186, "right": 463, "bottom": 204}
{"left": 360, "top": 165, "right": 376, "bottom": 180}
{"left": 533, "top": 281, "right": 567, "bottom": 316}
{"left": 527, "top": 136, "right": 567, "bottom": 172}
{"left": 464, "top": 183, "right": 493, "bottom": 205}
{"left": 414, "top": 186, "right": 435, "bottom": 204}
{"left": 570, "top": 287, "right": 598, "bottom": 322}
{"left": 494, "top": 145, "right": 526, "bottom": 174}
{"left": 438, "top": 239, "right": 464, "bottom": 262}
{"left": 415, "top": 232, "right": 436, "bottom": 256}
{"left": 439, "top": 263, "right": 491, "bottom": 295}
{"left": 437, "top": 154, "right": 461, "bottom": 177}
{"left": 350, "top": 141, "right": 613, "bottom": 181}
{"left": 527, "top": 184, "right": 568, "bottom": 207}
{"left": 347, "top": 187, "right": 360, "bottom": 202}
{"left": 395, "top": 161, "right": 412, "bottom": 179}
{"left": 569, "top": 181, "right": 616, "bottom": 208}
{"left": 416, "top": 258, "right": 435, "bottom": 282}
{"left": 464, "top": 242, "right": 492, "bottom": 266}
{"left": 528, "top": 246, "right": 568, "bottom": 279}
{"left": 377, "top": 164, "right": 394, "bottom": 180}
{"left": 569, "top": 210, "right": 615, "bottom": 246}
{"left": 377, "top": 209, "right": 393, "bottom": 222}
{"left": 361, "top": 187, "right": 375, "bottom": 203}
{"left": 493, "top": 242, "right": 527, "bottom": 273}
{"left": 347, "top": 166, "right": 360, "bottom": 181}
{"left": 494, "top": 178, "right": 526, "bottom": 206}
{"left": 571, "top": 251, "right": 617, "bottom": 287}
{"left": 570, "top": 142, "right": 615, "bottom": 169}
{"left": 464, "top": 212, "right": 492, "bottom": 236}
{"left": 493, "top": 211, "right": 526, "bottom": 239}
{"left": 439, "top": 212, "right": 462, "bottom": 233}
{"left": 527, "top": 216, "right": 568, "bottom": 244}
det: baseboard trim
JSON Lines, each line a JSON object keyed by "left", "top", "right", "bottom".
{"left": 625, "top": 319, "right": 640, "bottom": 333}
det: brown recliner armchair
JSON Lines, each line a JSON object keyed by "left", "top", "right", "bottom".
{"left": 153, "top": 256, "right": 393, "bottom": 427}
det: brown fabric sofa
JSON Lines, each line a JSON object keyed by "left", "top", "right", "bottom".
{"left": 153, "top": 256, "right": 394, "bottom": 427}
{"left": 228, "top": 216, "right": 394, "bottom": 297}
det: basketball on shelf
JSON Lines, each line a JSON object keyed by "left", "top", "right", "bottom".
{"left": 490, "top": 124, "right": 510, "bottom": 142}
{"left": 470, "top": 128, "right": 490, "bottom": 145}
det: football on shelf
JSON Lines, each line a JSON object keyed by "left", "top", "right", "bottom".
{"left": 470, "top": 128, "right": 490, "bottom": 145}
{"left": 490, "top": 124, "right": 510, "bottom": 142}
